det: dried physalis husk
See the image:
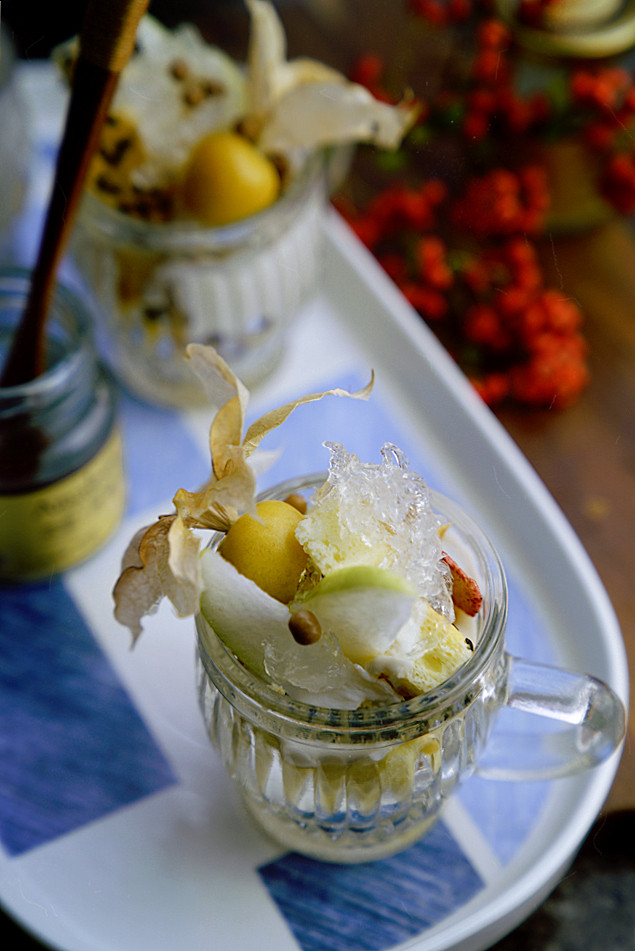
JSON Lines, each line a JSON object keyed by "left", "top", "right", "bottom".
{"left": 245, "top": 0, "right": 418, "bottom": 157}
{"left": 113, "top": 516, "right": 177, "bottom": 643}
{"left": 240, "top": 370, "right": 374, "bottom": 457}
{"left": 113, "top": 342, "right": 374, "bottom": 642}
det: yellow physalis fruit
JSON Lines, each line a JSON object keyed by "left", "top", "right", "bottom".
{"left": 180, "top": 130, "right": 281, "bottom": 226}
{"left": 218, "top": 500, "right": 307, "bottom": 603}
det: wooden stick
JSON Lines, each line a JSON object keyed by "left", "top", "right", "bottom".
{"left": 0, "top": 0, "right": 149, "bottom": 387}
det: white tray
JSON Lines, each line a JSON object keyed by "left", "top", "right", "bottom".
{"left": 0, "top": 66, "right": 628, "bottom": 951}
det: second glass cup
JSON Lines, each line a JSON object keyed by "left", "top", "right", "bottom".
{"left": 195, "top": 475, "right": 626, "bottom": 864}
{"left": 71, "top": 152, "right": 328, "bottom": 407}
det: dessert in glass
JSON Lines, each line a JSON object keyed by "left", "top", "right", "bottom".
{"left": 113, "top": 345, "right": 625, "bottom": 863}
{"left": 61, "top": 1, "right": 415, "bottom": 405}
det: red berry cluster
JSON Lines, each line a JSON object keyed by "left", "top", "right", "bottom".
{"left": 462, "top": 245, "right": 588, "bottom": 408}
{"left": 350, "top": 53, "right": 397, "bottom": 105}
{"left": 332, "top": 0, "right": 635, "bottom": 410}
{"left": 451, "top": 166, "right": 549, "bottom": 237}
{"left": 336, "top": 181, "right": 588, "bottom": 410}
{"left": 407, "top": 0, "right": 472, "bottom": 27}
{"left": 567, "top": 67, "right": 635, "bottom": 213}
{"left": 418, "top": 9, "right": 553, "bottom": 142}
{"left": 516, "top": 0, "right": 561, "bottom": 28}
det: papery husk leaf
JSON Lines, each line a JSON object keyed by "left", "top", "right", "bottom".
{"left": 245, "top": 0, "right": 348, "bottom": 109}
{"left": 246, "top": 0, "right": 286, "bottom": 117}
{"left": 256, "top": 55, "right": 344, "bottom": 110}
{"left": 275, "top": 57, "right": 346, "bottom": 96}
{"left": 259, "top": 84, "right": 418, "bottom": 154}
{"left": 186, "top": 342, "right": 248, "bottom": 412}
{"left": 114, "top": 350, "right": 375, "bottom": 641}
{"left": 119, "top": 524, "right": 150, "bottom": 572}
{"left": 113, "top": 516, "right": 176, "bottom": 643}
{"left": 173, "top": 446, "right": 257, "bottom": 530}
{"left": 241, "top": 372, "right": 375, "bottom": 457}
{"left": 185, "top": 344, "right": 249, "bottom": 478}
{"left": 186, "top": 343, "right": 248, "bottom": 416}
{"left": 246, "top": 0, "right": 416, "bottom": 156}
{"left": 210, "top": 394, "right": 245, "bottom": 478}
{"left": 165, "top": 516, "right": 203, "bottom": 617}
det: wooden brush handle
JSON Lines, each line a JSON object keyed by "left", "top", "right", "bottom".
{"left": 79, "top": 0, "right": 150, "bottom": 74}
{"left": 0, "top": 0, "right": 149, "bottom": 387}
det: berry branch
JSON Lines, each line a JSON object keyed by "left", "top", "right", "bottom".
{"left": 335, "top": 0, "right": 635, "bottom": 410}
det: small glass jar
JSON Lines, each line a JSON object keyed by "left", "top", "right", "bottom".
{"left": 70, "top": 152, "right": 328, "bottom": 407}
{"left": 0, "top": 26, "right": 29, "bottom": 240}
{"left": 195, "top": 475, "right": 625, "bottom": 863}
{"left": 0, "top": 268, "right": 126, "bottom": 581}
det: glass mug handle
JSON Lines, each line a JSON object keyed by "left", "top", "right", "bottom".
{"left": 476, "top": 654, "right": 627, "bottom": 781}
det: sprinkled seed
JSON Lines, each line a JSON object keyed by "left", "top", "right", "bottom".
{"left": 183, "top": 84, "right": 204, "bottom": 106}
{"left": 169, "top": 58, "right": 189, "bottom": 81}
{"left": 201, "top": 79, "right": 224, "bottom": 97}
{"left": 284, "top": 493, "right": 307, "bottom": 515}
{"left": 143, "top": 306, "right": 166, "bottom": 322}
{"left": 289, "top": 610, "right": 322, "bottom": 646}
{"left": 95, "top": 175, "right": 121, "bottom": 195}
{"left": 235, "top": 115, "right": 262, "bottom": 142}
{"left": 135, "top": 200, "right": 152, "bottom": 219}
{"left": 271, "top": 152, "right": 290, "bottom": 182}
{"left": 465, "top": 637, "right": 474, "bottom": 651}
{"left": 100, "top": 136, "right": 133, "bottom": 167}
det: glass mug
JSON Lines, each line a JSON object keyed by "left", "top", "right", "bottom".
{"left": 70, "top": 152, "right": 328, "bottom": 407}
{"left": 195, "top": 475, "right": 626, "bottom": 863}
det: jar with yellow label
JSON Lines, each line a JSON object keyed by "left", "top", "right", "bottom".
{"left": 0, "top": 268, "right": 126, "bottom": 581}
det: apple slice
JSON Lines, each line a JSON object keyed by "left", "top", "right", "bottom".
{"left": 368, "top": 600, "right": 473, "bottom": 698}
{"left": 199, "top": 550, "right": 398, "bottom": 708}
{"left": 200, "top": 548, "right": 290, "bottom": 679}
{"left": 292, "top": 565, "right": 417, "bottom": 665}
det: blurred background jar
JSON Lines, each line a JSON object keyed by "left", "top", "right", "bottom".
{"left": 0, "top": 268, "right": 125, "bottom": 581}
{"left": 71, "top": 149, "right": 329, "bottom": 408}
{"left": 0, "top": 26, "right": 29, "bottom": 250}
{"left": 494, "top": 0, "right": 635, "bottom": 233}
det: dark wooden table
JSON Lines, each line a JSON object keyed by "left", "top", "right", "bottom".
{"left": 501, "top": 220, "right": 635, "bottom": 816}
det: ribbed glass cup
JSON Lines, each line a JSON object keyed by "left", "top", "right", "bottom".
{"left": 195, "top": 475, "right": 625, "bottom": 863}
{"left": 71, "top": 153, "right": 327, "bottom": 407}
{"left": 196, "top": 475, "right": 507, "bottom": 862}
